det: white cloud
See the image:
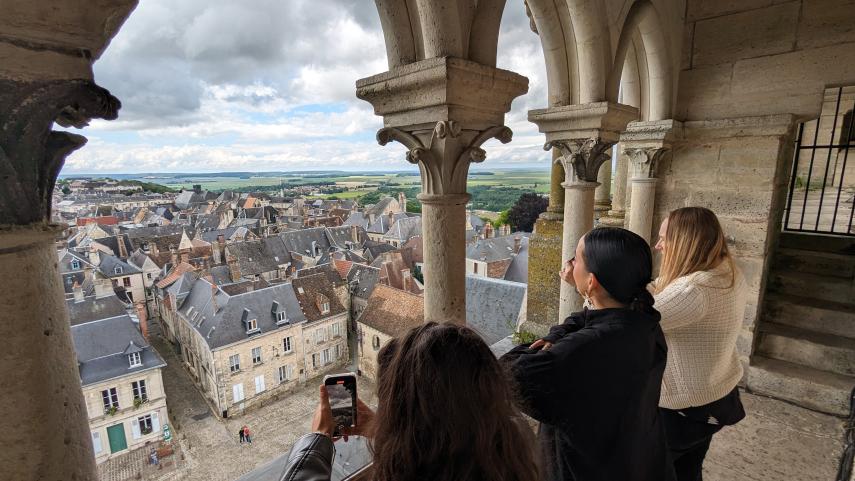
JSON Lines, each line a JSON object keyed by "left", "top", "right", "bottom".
{"left": 62, "top": 0, "right": 551, "bottom": 174}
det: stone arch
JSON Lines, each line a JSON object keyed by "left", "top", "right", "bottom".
{"left": 606, "top": 0, "right": 673, "bottom": 120}
{"left": 373, "top": 0, "right": 508, "bottom": 69}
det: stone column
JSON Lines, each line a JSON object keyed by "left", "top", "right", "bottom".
{"left": 599, "top": 148, "right": 629, "bottom": 227}
{"left": 357, "top": 58, "right": 528, "bottom": 324}
{"left": 529, "top": 102, "right": 638, "bottom": 322}
{"left": 0, "top": 79, "right": 121, "bottom": 481}
{"left": 594, "top": 153, "right": 612, "bottom": 219}
{"left": 621, "top": 120, "right": 684, "bottom": 243}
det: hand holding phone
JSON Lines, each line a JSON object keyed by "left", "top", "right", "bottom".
{"left": 323, "top": 373, "right": 358, "bottom": 438}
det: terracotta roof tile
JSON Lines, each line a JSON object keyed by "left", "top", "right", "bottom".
{"left": 155, "top": 262, "right": 196, "bottom": 289}
{"left": 357, "top": 284, "right": 423, "bottom": 338}
{"left": 333, "top": 259, "right": 353, "bottom": 279}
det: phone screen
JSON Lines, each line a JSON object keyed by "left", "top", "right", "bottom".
{"left": 325, "top": 375, "right": 357, "bottom": 437}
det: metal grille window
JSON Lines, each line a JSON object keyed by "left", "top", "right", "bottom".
{"left": 784, "top": 86, "right": 855, "bottom": 235}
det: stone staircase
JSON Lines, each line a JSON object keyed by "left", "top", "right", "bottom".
{"left": 748, "top": 232, "right": 855, "bottom": 416}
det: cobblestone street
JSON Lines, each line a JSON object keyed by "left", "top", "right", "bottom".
{"left": 98, "top": 321, "right": 374, "bottom": 481}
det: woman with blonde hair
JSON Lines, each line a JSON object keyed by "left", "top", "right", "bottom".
{"left": 652, "top": 207, "right": 747, "bottom": 481}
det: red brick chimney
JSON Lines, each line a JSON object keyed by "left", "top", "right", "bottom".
{"left": 513, "top": 235, "right": 521, "bottom": 254}
{"left": 135, "top": 301, "right": 148, "bottom": 340}
{"left": 227, "top": 254, "right": 241, "bottom": 282}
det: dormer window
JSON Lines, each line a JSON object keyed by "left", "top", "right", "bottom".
{"left": 276, "top": 311, "right": 287, "bottom": 323}
{"left": 114, "top": 265, "right": 123, "bottom": 275}
{"left": 71, "top": 259, "right": 81, "bottom": 270}
{"left": 242, "top": 308, "right": 259, "bottom": 334}
{"left": 128, "top": 352, "right": 142, "bottom": 368}
{"left": 321, "top": 302, "right": 330, "bottom": 315}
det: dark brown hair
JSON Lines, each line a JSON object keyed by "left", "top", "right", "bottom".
{"left": 370, "top": 322, "right": 539, "bottom": 481}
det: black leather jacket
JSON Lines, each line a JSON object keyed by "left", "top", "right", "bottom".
{"left": 279, "top": 433, "right": 334, "bottom": 481}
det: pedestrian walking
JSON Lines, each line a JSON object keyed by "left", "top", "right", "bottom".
{"left": 239, "top": 426, "right": 246, "bottom": 444}
{"left": 243, "top": 425, "right": 252, "bottom": 444}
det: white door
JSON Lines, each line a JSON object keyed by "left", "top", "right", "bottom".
{"left": 254, "top": 375, "right": 266, "bottom": 394}
{"left": 91, "top": 431, "right": 103, "bottom": 454}
{"left": 233, "top": 383, "right": 245, "bottom": 403}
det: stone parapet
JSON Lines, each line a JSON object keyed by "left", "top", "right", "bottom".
{"left": 521, "top": 216, "right": 563, "bottom": 338}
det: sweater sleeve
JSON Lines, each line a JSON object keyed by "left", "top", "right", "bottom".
{"left": 654, "top": 279, "right": 708, "bottom": 332}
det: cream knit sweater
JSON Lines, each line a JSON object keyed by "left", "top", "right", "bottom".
{"left": 651, "top": 261, "right": 747, "bottom": 410}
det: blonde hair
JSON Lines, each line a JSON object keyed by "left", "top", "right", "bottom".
{"left": 655, "top": 207, "right": 734, "bottom": 293}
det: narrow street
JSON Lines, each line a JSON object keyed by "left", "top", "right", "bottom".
{"left": 98, "top": 319, "right": 374, "bottom": 481}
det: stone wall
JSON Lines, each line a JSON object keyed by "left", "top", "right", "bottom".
{"left": 356, "top": 323, "right": 391, "bottom": 382}
{"left": 658, "top": 0, "right": 855, "bottom": 368}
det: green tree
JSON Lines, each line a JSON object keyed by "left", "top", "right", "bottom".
{"left": 406, "top": 199, "right": 422, "bottom": 213}
{"left": 61, "top": 185, "right": 71, "bottom": 195}
{"left": 506, "top": 193, "right": 548, "bottom": 232}
{"left": 492, "top": 209, "right": 509, "bottom": 228}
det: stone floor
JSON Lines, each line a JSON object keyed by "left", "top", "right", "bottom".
{"left": 101, "top": 323, "right": 850, "bottom": 481}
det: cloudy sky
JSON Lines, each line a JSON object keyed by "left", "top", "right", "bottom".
{"left": 61, "top": 1, "right": 550, "bottom": 174}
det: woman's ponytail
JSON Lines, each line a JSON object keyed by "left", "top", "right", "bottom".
{"left": 630, "top": 288, "right": 655, "bottom": 314}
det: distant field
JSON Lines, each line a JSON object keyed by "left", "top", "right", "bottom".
{"left": 141, "top": 170, "right": 550, "bottom": 193}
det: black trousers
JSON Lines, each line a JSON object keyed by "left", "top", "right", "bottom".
{"left": 660, "top": 408, "right": 722, "bottom": 481}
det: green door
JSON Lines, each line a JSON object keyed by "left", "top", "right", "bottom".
{"left": 107, "top": 423, "right": 127, "bottom": 453}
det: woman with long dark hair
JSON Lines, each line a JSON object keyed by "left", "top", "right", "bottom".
{"left": 279, "top": 322, "right": 540, "bottom": 481}
{"left": 502, "top": 227, "right": 675, "bottom": 481}
{"left": 652, "top": 207, "right": 746, "bottom": 481}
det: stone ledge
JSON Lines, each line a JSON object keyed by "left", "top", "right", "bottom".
{"left": 682, "top": 114, "right": 797, "bottom": 140}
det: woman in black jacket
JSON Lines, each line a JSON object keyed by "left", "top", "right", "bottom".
{"left": 501, "top": 227, "right": 676, "bottom": 481}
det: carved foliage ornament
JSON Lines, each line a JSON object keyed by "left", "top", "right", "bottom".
{"left": 545, "top": 138, "right": 615, "bottom": 183}
{"left": 0, "top": 79, "right": 120, "bottom": 225}
{"left": 377, "top": 121, "right": 513, "bottom": 195}
{"left": 624, "top": 147, "right": 669, "bottom": 179}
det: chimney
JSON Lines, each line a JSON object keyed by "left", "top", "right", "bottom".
{"left": 170, "top": 245, "right": 178, "bottom": 267}
{"left": 350, "top": 225, "right": 359, "bottom": 243}
{"left": 193, "top": 184, "right": 202, "bottom": 194}
{"left": 311, "top": 240, "right": 319, "bottom": 257}
{"left": 179, "top": 248, "right": 190, "bottom": 264}
{"left": 94, "top": 275, "right": 113, "bottom": 298}
{"left": 72, "top": 280, "right": 84, "bottom": 303}
{"left": 227, "top": 254, "right": 241, "bottom": 282}
{"left": 150, "top": 241, "right": 159, "bottom": 257}
{"left": 116, "top": 236, "right": 128, "bottom": 259}
{"left": 513, "top": 235, "right": 521, "bottom": 254}
{"left": 135, "top": 301, "right": 148, "bottom": 340}
{"left": 399, "top": 192, "right": 407, "bottom": 213}
{"left": 484, "top": 223, "right": 494, "bottom": 239}
{"left": 87, "top": 245, "right": 100, "bottom": 265}
{"left": 402, "top": 268, "right": 412, "bottom": 291}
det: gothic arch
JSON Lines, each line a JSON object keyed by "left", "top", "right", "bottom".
{"left": 606, "top": 0, "right": 673, "bottom": 120}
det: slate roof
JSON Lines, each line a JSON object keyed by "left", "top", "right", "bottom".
{"left": 342, "top": 212, "right": 369, "bottom": 230}
{"left": 279, "top": 227, "right": 331, "bottom": 258}
{"left": 296, "top": 263, "right": 344, "bottom": 287}
{"left": 57, "top": 248, "right": 95, "bottom": 274}
{"left": 177, "top": 278, "right": 307, "bottom": 350}
{"left": 364, "top": 197, "right": 395, "bottom": 217}
{"left": 347, "top": 264, "right": 380, "bottom": 300}
{"left": 262, "top": 236, "right": 292, "bottom": 266}
{"left": 502, "top": 236, "right": 529, "bottom": 284}
{"left": 97, "top": 252, "right": 141, "bottom": 278}
{"left": 208, "top": 265, "right": 233, "bottom": 286}
{"left": 69, "top": 299, "right": 166, "bottom": 386}
{"left": 67, "top": 295, "right": 127, "bottom": 326}
{"left": 175, "top": 190, "right": 209, "bottom": 209}
{"left": 226, "top": 242, "right": 280, "bottom": 276}
{"left": 465, "top": 275, "right": 526, "bottom": 345}
{"left": 198, "top": 226, "right": 253, "bottom": 243}
{"left": 363, "top": 240, "right": 396, "bottom": 260}
{"left": 357, "top": 284, "right": 423, "bottom": 338}
{"left": 291, "top": 273, "right": 347, "bottom": 322}
{"left": 127, "top": 249, "right": 154, "bottom": 271}
{"left": 465, "top": 235, "right": 521, "bottom": 263}
{"left": 156, "top": 262, "right": 196, "bottom": 289}
{"left": 94, "top": 234, "right": 134, "bottom": 259}
{"left": 325, "top": 225, "right": 365, "bottom": 249}
{"left": 384, "top": 216, "right": 421, "bottom": 242}
{"left": 368, "top": 212, "right": 409, "bottom": 234}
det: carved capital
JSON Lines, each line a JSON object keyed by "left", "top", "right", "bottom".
{"left": 546, "top": 138, "right": 615, "bottom": 183}
{"left": 624, "top": 147, "right": 668, "bottom": 179}
{"left": 377, "top": 122, "right": 513, "bottom": 195}
{"left": 0, "top": 79, "right": 121, "bottom": 225}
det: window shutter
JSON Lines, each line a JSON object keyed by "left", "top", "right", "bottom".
{"left": 131, "top": 419, "right": 141, "bottom": 440}
{"left": 233, "top": 383, "right": 244, "bottom": 403}
{"left": 151, "top": 411, "right": 160, "bottom": 433}
{"left": 255, "top": 375, "right": 266, "bottom": 393}
{"left": 92, "top": 431, "right": 102, "bottom": 454}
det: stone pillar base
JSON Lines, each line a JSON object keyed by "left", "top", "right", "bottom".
{"left": 521, "top": 216, "right": 563, "bottom": 337}
{"left": 0, "top": 225, "right": 97, "bottom": 481}
{"left": 598, "top": 210, "right": 626, "bottom": 227}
